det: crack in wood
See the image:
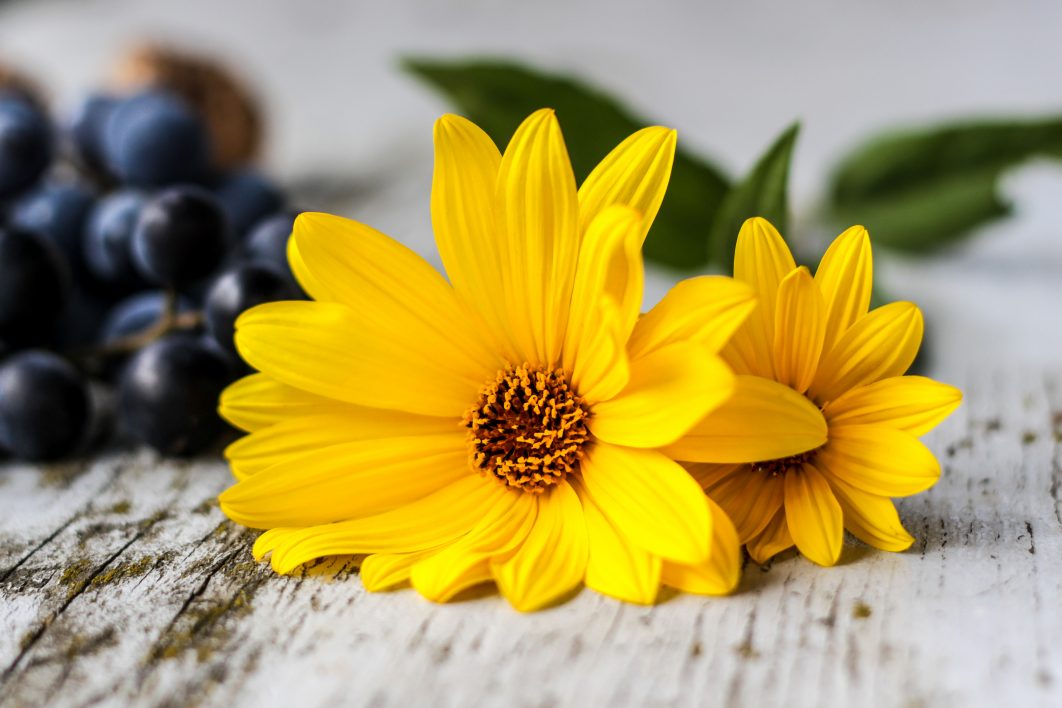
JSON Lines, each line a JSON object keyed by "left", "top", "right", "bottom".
{"left": 0, "top": 513, "right": 163, "bottom": 684}
{"left": 0, "top": 464, "right": 125, "bottom": 583}
{"left": 0, "top": 516, "right": 79, "bottom": 584}
{"left": 153, "top": 549, "right": 245, "bottom": 650}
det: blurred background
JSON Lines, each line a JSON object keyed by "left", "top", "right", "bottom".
{"left": 2, "top": 0, "right": 1060, "bottom": 375}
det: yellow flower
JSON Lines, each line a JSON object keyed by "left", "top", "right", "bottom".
{"left": 217, "top": 109, "right": 757, "bottom": 610}
{"left": 664, "top": 218, "right": 962, "bottom": 566}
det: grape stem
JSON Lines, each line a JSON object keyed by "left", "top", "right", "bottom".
{"left": 70, "top": 289, "right": 204, "bottom": 365}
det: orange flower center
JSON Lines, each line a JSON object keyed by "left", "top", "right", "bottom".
{"left": 463, "top": 364, "right": 590, "bottom": 494}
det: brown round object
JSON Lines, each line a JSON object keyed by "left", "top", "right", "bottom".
{"left": 111, "top": 45, "right": 262, "bottom": 168}
{"left": 0, "top": 62, "right": 45, "bottom": 109}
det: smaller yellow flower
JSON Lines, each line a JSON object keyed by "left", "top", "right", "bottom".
{"left": 664, "top": 217, "right": 962, "bottom": 566}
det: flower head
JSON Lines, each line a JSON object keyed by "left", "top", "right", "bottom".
{"left": 218, "top": 110, "right": 756, "bottom": 610}
{"left": 665, "top": 218, "right": 962, "bottom": 566}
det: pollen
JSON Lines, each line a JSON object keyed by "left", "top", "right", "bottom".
{"left": 463, "top": 364, "right": 591, "bottom": 494}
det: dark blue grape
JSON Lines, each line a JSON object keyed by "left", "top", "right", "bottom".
{"left": 213, "top": 170, "right": 284, "bottom": 238}
{"left": 118, "top": 335, "right": 231, "bottom": 456}
{"left": 244, "top": 211, "right": 299, "bottom": 283}
{"left": 9, "top": 182, "right": 95, "bottom": 271}
{"left": 197, "top": 332, "right": 246, "bottom": 380}
{"left": 131, "top": 186, "right": 230, "bottom": 287}
{"left": 204, "top": 263, "right": 299, "bottom": 357}
{"left": 83, "top": 189, "right": 146, "bottom": 288}
{"left": 53, "top": 286, "right": 112, "bottom": 350}
{"left": 0, "top": 94, "right": 52, "bottom": 199}
{"left": 0, "top": 350, "right": 90, "bottom": 461}
{"left": 68, "top": 93, "right": 116, "bottom": 173}
{"left": 0, "top": 227, "right": 69, "bottom": 348}
{"left": 103, "top": 90, "right": 211, "bottom": 187}
{"left": 99, "top": 291, "right": 195, "bottom": 345}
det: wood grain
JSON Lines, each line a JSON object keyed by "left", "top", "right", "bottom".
{"left": 0, "top": 368, "right": 1059, "bottom": 707}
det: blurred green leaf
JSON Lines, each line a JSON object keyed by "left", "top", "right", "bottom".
{"left": 836, "top": 169, "right": 1010, "bottom": 252}
{"left": 404, "top": 58, "right": 730, "bottom": 268}
{"left": 829, "top": 118, "right": 1062, "bottom": 251}
{"left": 708, "top": 123, "right": 799, "bottom": 273}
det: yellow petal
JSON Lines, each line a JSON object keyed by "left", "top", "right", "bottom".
{"left": 580, "top": 442, "right": 711, "bottom": 564}
{"left": 823, "top": 376, "right": 962, "bottom": 437}
{"left": 425, "top": 559, "right": 495, "bottom": 602}
{"left": 721, "top": 322, "right": 775, "bottom": 378}
{"left": 815, "top": 225, "right": 872, "bottom": 350}
{"left": 734, "top": 217, "right": 797, "bottom": 315}
{"left": 684, "top": 462, "right": 743, "bottom": 489}
{"left": 746, "top": 508, "right": 794, "bottom": 564}
{"left": 817, "top": 424, "right": 941, "bottom": 497}
{"left": 577, "top": 482, "right": 661, "bottom": 605}
{"left": 773, "top": 267, "right": 825, "bottom": 394}
{"left": 492, "top": 481, "right": 588, "bottom": 612}
{"left": 361, "top": 549, "right": 438, "bottom": 591}
{"left": 809, "top": 302, "right": 924, "bottom": 404}
{"left": 663, "top": 375, "right": 827, "bottom": 463}
{"left": 705, "top": 467, "right": 784, "bottom": 543}
{"left": 225, "top": 417, "right": 349, "bottom": 482}
{"left": 570, "top": 297, "right": 630, "bottom": 404}
{"left": 824, "top": 473, "right": 914, "bottom": 552}
{"left": 564, "top": 205, "right": 643, "bottom": 376}
{"left": 660, "top": 498, "right": 741, "bottom": 596}
{"left": 784, "top": 463, "right": 843, "bottom": 566}
{"left": 591, "top": 345, "right": 734, "bottom": 448}
{"left": 252, "top": 527, "right": 296, "bottom": 561}
{"left": 235, "top": 300, "right": 481, "bottom": 417}
{"left": 287, "top": 234, "right": 324, "bottom": 301}
{"left": 224, "top": 411, "right": 458, "bottom": 480}
{"left": 627, "top": 275, "right": 756, "bottom": 359}
{"left": 260, "top": 476, "right": 508, "bottom": 574}
{"left": 219, "top": 432, "right": 469, "bottom": 528}
{"left": 219, "top": 373, "right": 357, "bottom": 433}
{"left": 292, "top": 211, "right": 500, "bottom": 376}
{"left": 495, "top": 109, "right": 579, "bottom": 366}
{"left": 728, "top": 217, "right": 797, "bottom": 378}
{"left": 431, "top": 115, "right": 518, "bottom": 360}
{"left": 414, "top": 556, "right": 507, "bottom": 606}
{"left": 578, "top": 126, "right": 675, "bottom": 243}
{"left": 411, "top": 492, "right": 538, "bottom": 603}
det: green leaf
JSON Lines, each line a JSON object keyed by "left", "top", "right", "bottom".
{"left": 403, "top": 58, "right": 730, "bottom": 268}
{"left": 829, "top": 117, "right": 1062, "bottom": 251}
{"left": 707, "top": 123, "right": 799, "bottom": 273}
{"left": 834, "top": 169, "right": 1010, "bottom": 252}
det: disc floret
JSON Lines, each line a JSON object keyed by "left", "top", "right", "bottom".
{"left": 464, "top": 364, "right": 591, "bottom": 493}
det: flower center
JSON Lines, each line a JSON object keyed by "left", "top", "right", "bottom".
{"left": 751, "top": 449, "right": 819, "bottom": 477}
{"left": 463, "top": 364, "right": 591, "bottom": 494}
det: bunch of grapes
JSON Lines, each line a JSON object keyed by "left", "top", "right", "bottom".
{"left": 0, "top": 51, "right": 302, "bottom": 462}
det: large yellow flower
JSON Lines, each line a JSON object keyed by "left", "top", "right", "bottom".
{"left": 664, "top": 218, "right": 962, "bottom": 566}
{"left": 217, "top": 109, "right": 758, "bottom": 610}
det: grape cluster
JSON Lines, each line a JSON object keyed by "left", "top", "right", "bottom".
{"left": 0, "top": 62, "right": 301, "bottom": 461}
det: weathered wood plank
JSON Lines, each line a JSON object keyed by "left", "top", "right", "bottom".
{"left": 0, "top": 369, "right": 1060, "bottom": 708}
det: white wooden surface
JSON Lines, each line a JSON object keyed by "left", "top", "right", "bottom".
{"left": 0, "top": 368, "right": 1060, "bottom": 708}
{"left": 2, "top": 1, "right": 1062, "bottom": 706}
